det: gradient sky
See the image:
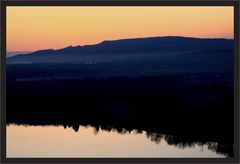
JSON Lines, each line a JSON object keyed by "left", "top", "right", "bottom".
{"left": 7, "top": 6, "right": 233, "bottom": 52}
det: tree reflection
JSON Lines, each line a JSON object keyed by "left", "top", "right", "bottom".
{"left": 7, "top": 74, "right": 234, "bottom": 157}
{"left": 9, "top": 121, "right": 233, "bottom": 157}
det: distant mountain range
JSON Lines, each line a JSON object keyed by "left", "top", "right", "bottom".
{"left": 7, "top": 36, "right": 233, "bottom": 64}
{"left": 7, "top": 51, "right": 31, "bottom": 58}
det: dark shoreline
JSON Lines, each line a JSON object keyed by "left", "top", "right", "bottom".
{"left": 7, "top": 74, "right": 234, "bottom": 157}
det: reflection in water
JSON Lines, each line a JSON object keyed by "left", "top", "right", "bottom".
{"left": 7, "top": 74, "right": 234, "bottom": 158}
{"left": 7, "top": 124, "right": 226, "bottom": 158}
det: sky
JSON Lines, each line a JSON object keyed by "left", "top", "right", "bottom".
{"left": 7, "top": 6, "right": 233, "bottom": 52}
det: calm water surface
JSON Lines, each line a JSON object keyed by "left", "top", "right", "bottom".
{"left": 7, "top": 124, "right": 226, "bottom": 158}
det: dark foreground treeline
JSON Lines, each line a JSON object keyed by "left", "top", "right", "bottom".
{"left": 7, "top": 74, "right": 234, "bottom": 157}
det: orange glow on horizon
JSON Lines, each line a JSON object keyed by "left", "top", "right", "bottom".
{"left": 7, "top": 6, "right": 233, "bottom": 52}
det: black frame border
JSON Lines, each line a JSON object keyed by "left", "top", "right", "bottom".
{"left": 0, "top": 0, "right": 239, "bottom": 163}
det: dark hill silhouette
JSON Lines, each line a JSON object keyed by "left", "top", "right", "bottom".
{"left": 6, "top": 36, "right": 234, "bottom": 157}
{"left": 7, "top": 36, "right": 233, "bottom": 64}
